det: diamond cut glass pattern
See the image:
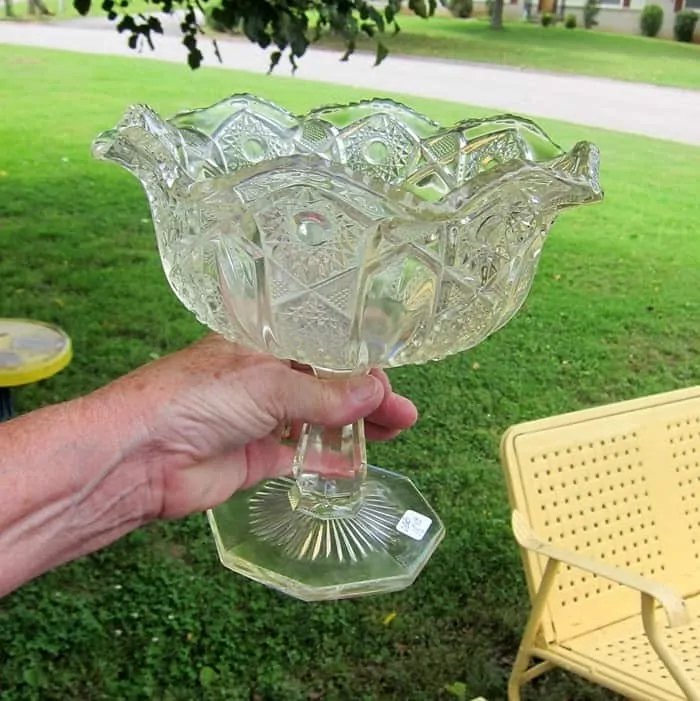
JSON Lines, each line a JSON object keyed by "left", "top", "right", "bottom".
{"left": 93, "top": 94, "right": 603, "bottom": 601}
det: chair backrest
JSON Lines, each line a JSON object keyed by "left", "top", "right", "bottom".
{"left": 500, "top": 386, "right": 700, "bottom": 643}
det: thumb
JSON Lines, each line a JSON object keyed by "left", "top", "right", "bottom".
{"left": 259, "top": 365, "right": 385, "bottom": 428}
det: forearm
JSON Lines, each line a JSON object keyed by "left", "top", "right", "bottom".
{"left": 0, "top": 386, "right": 156, "bottom": 597}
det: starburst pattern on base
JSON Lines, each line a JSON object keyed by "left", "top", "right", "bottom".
{"left": 248, "top": 478, "right": 401, "bottom": 563}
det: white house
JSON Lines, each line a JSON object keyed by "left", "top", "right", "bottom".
{"left": 563, "top": 0, "right": 697, "bottom": 37}
{"left": 467, "top": 0, "right": 698, "bottom": 36}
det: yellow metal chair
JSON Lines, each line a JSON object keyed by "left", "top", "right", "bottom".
{"left": 500, "top": 386, "right": 700, "bottom": 701}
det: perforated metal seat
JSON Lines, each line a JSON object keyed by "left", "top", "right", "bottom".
{"left": 549, "top": 595, "right": 700, "bottom": 699}
{"left": 500, "top": 386, "right": 700, "bottom": 701}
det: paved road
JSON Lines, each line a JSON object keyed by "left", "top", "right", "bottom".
{"left": 2, "top": 17, "right": 700, "bottom": 146}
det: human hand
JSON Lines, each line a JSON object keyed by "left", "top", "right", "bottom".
{"left": 111, "top": 334, "right": 417, "bottom": 520}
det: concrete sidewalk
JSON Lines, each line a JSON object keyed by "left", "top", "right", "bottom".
{"left": 2, "top": 19, "right": 700, "bottom": 146}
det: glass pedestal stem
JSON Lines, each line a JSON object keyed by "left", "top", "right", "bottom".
{"left": 288, "top": 368, "right": 368, "bottom": 518}
{"left": 289, "top": 420, "right": 368, "bottom": 517}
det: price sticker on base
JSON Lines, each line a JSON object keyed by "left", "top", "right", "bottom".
{"left": 396, "top": 510, "right": 432, "bottom": 541}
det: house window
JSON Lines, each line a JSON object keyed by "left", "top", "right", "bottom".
{"left": 597, "top": 0, "right": 622, "bottom": 5}
{"left": 685, "top": 0, "right": 700, "bottom": 9}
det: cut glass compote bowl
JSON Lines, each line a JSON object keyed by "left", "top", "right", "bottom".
{"left": 92, "top": 94, "right": 603, "bottom": 601}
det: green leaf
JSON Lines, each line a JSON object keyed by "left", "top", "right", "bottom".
{"left": 444, "top": 681, "right": 469, "bottom": 701}
{"left": 242, "top": 14, "right": 265, "bottom": 43}
{"left": 374, "top": 39, "right": 389, "bottom": 65}
{"left": 186, "top": 44, "right": 203, "bottom": 69}
{"left": 198, "top": 666, "right": 218, "bottom": 688}
{"left": 341, "top": 36, "right": 356, "bottom": 61}
{"left": 147, "top": 15, "right": 163, "bottom": 33}
{"left": 409, "top": 0, "right": 429, "bottom": 18}
{"left": 116, "top": 13, "right": 136, "bottom": 31}
{"left": 268, "top": 49, "right": 282, "bottom": 73}
{"left": 22, "top": 666, "right": 45, "bottom": 688}
{"left": 289, "top": 28, "right": 308, "bottom": 58}
{"left": 360, "top": 21, "right": 375, "bottom": 37}
{"left": 212, "top": 38, "right": 222, "bottom": 63}
{"left": 73, "top": 0, "right": 91, "bottom": 14}
{"left": 368, "top": 6, "right": 385, "bottom": 31}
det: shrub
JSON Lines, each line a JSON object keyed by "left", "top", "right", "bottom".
{"left": 449, "top": 0, "right": 474, "bottom": 17}
{"left": 564, "top": 12, "right": 577, "bottom": 28}
{"left": 640, "top": 4, "right": 663, "bottom": 37}
{"left": 583, "top": 0, "right": 599, "bottom": 28}
{"left": 485, "top": 0, "right": 494, "bottom": 17}
{"left": 541, "top": 11, "right": 554, "bottom": 26}
{"left": 674, "top": 9, "right": 698, "bottom": 42}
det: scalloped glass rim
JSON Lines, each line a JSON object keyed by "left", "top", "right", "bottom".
{"left": 167, "top": 93, "right": 563, "bottom": 160}
{"left": 92, "top": 92, "right": 602, "bottom": 206}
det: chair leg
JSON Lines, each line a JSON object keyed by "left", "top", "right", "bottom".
{"left": 507, "top": 648, "right": 531, "bottom": 701}
{"left": 0, "top": 386, "right": 13, "bottom": 422}
{"left": 507, "top": 675, "right": 523, "bottom": 701}
{"left": 506, "top": 559, "right": 561, "bottom": 701}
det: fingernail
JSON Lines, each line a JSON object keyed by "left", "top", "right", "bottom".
{"left": 349, "top": 377, "right": 379, "bottom": 404}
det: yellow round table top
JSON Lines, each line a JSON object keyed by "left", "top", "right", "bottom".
{"left": 0, "top": 319, "right": 72, "bottom": 387}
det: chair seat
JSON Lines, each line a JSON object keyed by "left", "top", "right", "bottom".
{"left": 545, "top": 596, "right": 700, "bottom": 700}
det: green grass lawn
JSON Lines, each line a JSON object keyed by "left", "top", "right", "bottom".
{"left": 313, "top": 14, "right": 700, "bottom": 90}
{"left": 1, "top": 45, "right": 699, "bottom": 701}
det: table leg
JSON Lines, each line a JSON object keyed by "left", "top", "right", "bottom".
{"left": 0, "top": 386, "right": 14, "bottom": 422}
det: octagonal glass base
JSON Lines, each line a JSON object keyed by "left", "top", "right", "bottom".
{"left": 207, "top": 465, "right": 445, "bottom": 602}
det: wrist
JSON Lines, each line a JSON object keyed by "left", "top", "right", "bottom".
{"left": 0, "top": 385, "right": 157, "bottom": 596}
{"left": 64, "top": 374, "right": 171, "bottom": 534}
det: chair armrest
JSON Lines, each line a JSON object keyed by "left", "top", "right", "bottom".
{"left": 512, "top": 511, "right": 691, "bottom": 627}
